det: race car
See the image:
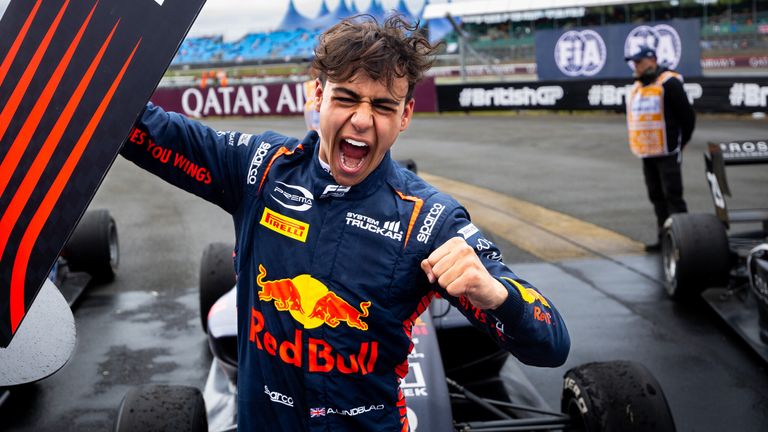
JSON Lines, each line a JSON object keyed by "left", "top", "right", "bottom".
{"left": 114, "top": 241, "right": 676, "bottom": 432}
{"left": 661, "top": 139, "right": 768, "bottom": 361}
{"left": 0, "top": 209, "right": 119, "bottom": 407}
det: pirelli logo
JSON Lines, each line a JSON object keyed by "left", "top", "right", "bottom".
{"left": 260, "top": 207, "right": 309, "bottom": 242}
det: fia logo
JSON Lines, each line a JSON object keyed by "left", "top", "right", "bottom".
{"left": 624, "top": 25, "right": 682, "bottom": 70}
{"left": 554, "top": 30, "right": 606, "bottom": 77}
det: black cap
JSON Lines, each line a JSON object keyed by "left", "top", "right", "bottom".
{"left": 624, "top": 46, "right": 656, "bottom": 62}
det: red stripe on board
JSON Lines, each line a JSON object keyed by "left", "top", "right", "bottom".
{"left": 10, "top": 38, "right": 141, "bottom": 333}
{"left": 0, "top": 8, "right": 110, "bottom": 265}
{"left": 0, "top": 0, "right": 42, "bottom": 86}
{"left": 0, "top": 0, "right": 71, "bottom": 180}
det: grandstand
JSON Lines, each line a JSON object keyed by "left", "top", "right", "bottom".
{"left": 166, "top": 0, "right": 767, "bottom": 83}
{"left": 171, "top": 0, "right": 419, "bottom": 67}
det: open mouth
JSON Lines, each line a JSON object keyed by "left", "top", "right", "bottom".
{"left": 339, "top": 138, "right": 370, "bottom": 172}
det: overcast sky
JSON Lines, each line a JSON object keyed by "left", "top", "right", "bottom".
{"left": 0, "top": 0, "right": 430, "bottom": 40}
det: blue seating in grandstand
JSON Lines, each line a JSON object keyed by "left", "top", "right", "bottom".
{"left": 172, "top": 28, "right": 323, "bottom": 65}
{"left": 171, "top": 0, "right": 422, "bottom": 65}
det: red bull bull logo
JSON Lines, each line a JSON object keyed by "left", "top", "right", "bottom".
{"left": 257, "top": 264, "right": 305, "bottom": 314}
{"left": 309, "top": 292, "right": 370, "bottom": 331}
{"left": 253, "top": 265, "right": 377, "bottom": 374}
{"left": 257, "top": 264, "right": 370, "bottom": 331}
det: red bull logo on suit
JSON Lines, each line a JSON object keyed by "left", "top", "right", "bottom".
{"left": 250, "top": 264, "right": 378, "bottom": 375}
{"left": 256, "top": 264, "right": 370, "bottom": 330}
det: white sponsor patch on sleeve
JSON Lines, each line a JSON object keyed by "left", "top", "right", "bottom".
{"left": 457, "top": 223, "right": 479, "bottom": 239}
{"left": 237, "top": 133, "right": 253, "bottom": 147}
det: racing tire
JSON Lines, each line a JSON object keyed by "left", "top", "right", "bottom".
{"left": 61, "top": 209, "right": 119, "bottom": 283}
{"left": 114, "top": 384, "right": 207, "bottom": 432}
{"left": 561, "top": 361, "right": 675, "bottom": 432}
{"left": 661, "top": 213, "right": 730, "bottom": 300}
{"left": 199, "top": 242, "right": 236, "bottom": 333}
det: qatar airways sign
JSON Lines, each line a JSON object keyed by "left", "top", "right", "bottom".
{"left": 536, "top": 19, "right": 701, "bottom": 80}
{"left": 152, "top": 83, "right": 308, "bottom": 118}
{"left": 150, "top": 78, "right": 438, "bottom": 117}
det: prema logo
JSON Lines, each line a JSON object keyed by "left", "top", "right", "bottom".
{"left": 271, "top": 181, "right": 314, "bottom": 212}
{"left": 554, "top": 30, "right": 607, "bottom": 77}
{"left": 624, "top": 25, "right": 682, "bottom": 70}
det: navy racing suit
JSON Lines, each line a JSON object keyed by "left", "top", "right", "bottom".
{"left": 120, "top": 104, "right": 570, "bottom": 432}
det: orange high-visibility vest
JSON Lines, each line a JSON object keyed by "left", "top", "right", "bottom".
{"left": 626, "top": 71, "right": 683, "bottom": 158}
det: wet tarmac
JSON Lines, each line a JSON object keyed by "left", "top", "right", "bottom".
{"left": 1, "top": 113, "right": 767, "bottom": 431}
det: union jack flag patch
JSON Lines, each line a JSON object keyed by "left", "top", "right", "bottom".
{"left": 310, "top": 407, "right": 326, "bottom": 417}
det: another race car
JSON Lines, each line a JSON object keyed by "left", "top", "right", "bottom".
{"left": 0, "top": 209, "right": 119, "bottom": 407}
{"left": 114, "top": 240, "right": 676, "bottom": 432}
{"left": 661, "top": 139, "right": 768, "bottom": 361}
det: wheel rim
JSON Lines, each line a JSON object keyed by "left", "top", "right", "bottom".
{"left": 662, "top": 231, "right": 678, "bottom": 296}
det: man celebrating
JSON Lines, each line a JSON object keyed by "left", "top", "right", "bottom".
{"left": 121, "top": 15, "right": 569, "bottom": 431}
{"left": 625, "top": 46, "right": 696, "bottom": 252}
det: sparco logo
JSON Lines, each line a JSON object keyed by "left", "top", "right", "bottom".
{"left": 624, "top": 25, "right": 682, "bottom": 70}
{"left": 555, "top": 30, "right": 606, "bottom": 77}
{"left": 417, "top": 203, "right": 445, "bottom": 244}
{"left": 264, "top": 386, "right": 294, "bottom": 407}
{"left": 271, "top": 181, "right": 313, "bottom": 211}
{"left": 247, "top": 141, "right": 272, "bottom": 185}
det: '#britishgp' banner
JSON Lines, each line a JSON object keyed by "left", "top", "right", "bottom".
{"left": 437, "top": 78, "right": 768, "bottom": 113}
{"left": 535, "top": 19, "right": 702, "bottom": 80}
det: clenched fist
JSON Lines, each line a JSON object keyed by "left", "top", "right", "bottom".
{"left": 420, "top": 237, "right": 508, "bottom": 310}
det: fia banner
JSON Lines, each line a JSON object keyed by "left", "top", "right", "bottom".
{"left": 535, "top": 19, "right": 702, "bottom": 80}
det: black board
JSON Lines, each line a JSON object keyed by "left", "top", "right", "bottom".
{"left": 0, "top": 0, "right": 206, "bottom": 347}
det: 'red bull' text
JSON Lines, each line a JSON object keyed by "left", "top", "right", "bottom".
{"left": 249, "top": 308, "right": 379, "bottom": 375}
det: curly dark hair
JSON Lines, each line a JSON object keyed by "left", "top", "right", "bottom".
{"left": 312, "top": 14, "right": 438, "bottom": 101}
